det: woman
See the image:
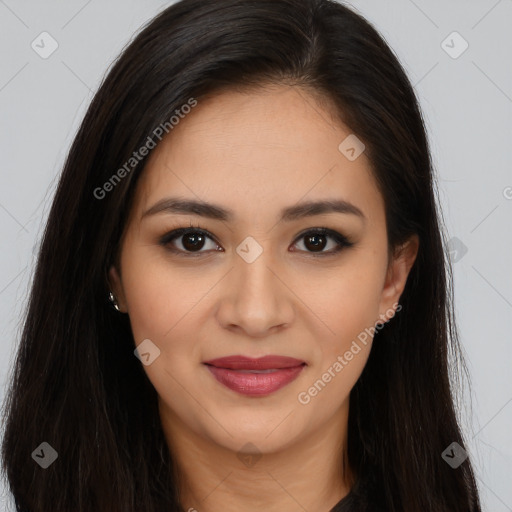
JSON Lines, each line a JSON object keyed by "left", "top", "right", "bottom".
{"left": 0, "top": 0, "right": 482, "bottom": 510}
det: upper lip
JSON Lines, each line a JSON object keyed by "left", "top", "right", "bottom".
{"left": 203, "top": 355, "right": 306, "bottom": 370}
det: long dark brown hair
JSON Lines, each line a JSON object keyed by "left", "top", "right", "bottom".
{"left": 1, "top": 0, "right": 481, "bottom": 510}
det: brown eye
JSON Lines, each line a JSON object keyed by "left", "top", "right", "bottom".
{"left": 291, "top": 228, "right": 354, "bottom": 255}
{"left": 160, "top": 228, "right": 221, "bottom": 255}
{"left": 159, "top": 226, "right": 353, "bottom": 258}
{"left": 303, "top": 233, "right": 328, "bottom": 252}
{"left": 181, "top": 232, "right": 206, "bottom": 251}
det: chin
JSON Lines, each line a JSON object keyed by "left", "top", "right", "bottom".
{"left": 197, "top": 407, "right": 309, "bottom": 455}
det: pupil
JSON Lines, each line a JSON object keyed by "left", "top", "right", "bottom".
{"left": 183, "top": 233, "right": 205, "bottom": 251}
{"left": 305, "top": 234, "right": 326, "bottom": 252}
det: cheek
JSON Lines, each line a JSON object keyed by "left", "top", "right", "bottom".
{"left": 306, "top": 256, "right": 386, "bottom": 352}
{"left": 296, "top": 263, "right": 382, "bottom": 413}
{"left": 119, "top": 247, "right": 207, "bottom": 409}
{"left": 120, "top": 244, "right": 209, "bottom": 342}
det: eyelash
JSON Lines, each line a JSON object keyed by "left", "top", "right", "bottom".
{"left": 159, "top": 222, "right": 355, "bottom": 258}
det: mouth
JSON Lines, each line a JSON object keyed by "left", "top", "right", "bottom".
{"left": 202, "top": 355, "right": 306, "bottom": 396}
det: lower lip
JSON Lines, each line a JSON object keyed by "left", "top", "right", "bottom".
{"left": 205, "top": 364, "right": 305, "bottom": 396}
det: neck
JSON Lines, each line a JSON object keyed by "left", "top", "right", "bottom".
{"left": 160, "top": 400, "right": 354, "bottom": 512}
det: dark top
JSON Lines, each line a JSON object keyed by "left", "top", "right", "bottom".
{"left": 329, "top": 478, "right": 385, "bottom": 512}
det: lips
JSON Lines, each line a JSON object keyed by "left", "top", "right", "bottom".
{"left": 204, "top": 355, "right": 305, "bottom": 370}
{"left": 203, "top": 355, "right": 306, "bottom": 396}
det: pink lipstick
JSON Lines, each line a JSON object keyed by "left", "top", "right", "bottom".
{"left": 203, "top": 355, "right": 306, "bottom": 396}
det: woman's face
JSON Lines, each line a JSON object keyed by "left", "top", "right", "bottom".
{"left": 110, "top": 85, "right": 417, "bottom": 455}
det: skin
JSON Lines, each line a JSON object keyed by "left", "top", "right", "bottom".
{"left": 109, "top": 84, "right": 418, "bottom": 512}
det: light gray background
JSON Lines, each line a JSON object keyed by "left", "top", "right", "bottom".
{"left": 0, "top": 0, "right": 511, "bottom": 510}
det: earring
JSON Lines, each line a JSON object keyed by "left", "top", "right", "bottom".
{"left": 108, "top": 291, "right": 121, "bottom": 312}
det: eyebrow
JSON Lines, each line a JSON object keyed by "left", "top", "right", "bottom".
{"left": 142, "top": 197, "right": 365, "bottom": 223}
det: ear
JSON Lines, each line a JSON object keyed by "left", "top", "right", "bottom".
{"left": 108, "top": 265, "right": 128, "bottom": 313}
{"left": 376, "top": 234, "right": 419, "bottom": 324}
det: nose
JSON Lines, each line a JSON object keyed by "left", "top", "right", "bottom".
{"left": 215, "top": 248, "right": 295, "bottom": 338}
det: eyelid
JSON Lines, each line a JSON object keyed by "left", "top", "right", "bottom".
{"left": 159, "top": 225, "right": 221, "bottom": 256}
{"left": 159, "top": 224, "right": 354, "bottom": 256}
{"left": 291, "top": 227, "right": 354, "bottom": 256}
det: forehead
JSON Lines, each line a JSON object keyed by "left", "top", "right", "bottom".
{"left": 132, "top": 85, "right": 384, "bottom": 226}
